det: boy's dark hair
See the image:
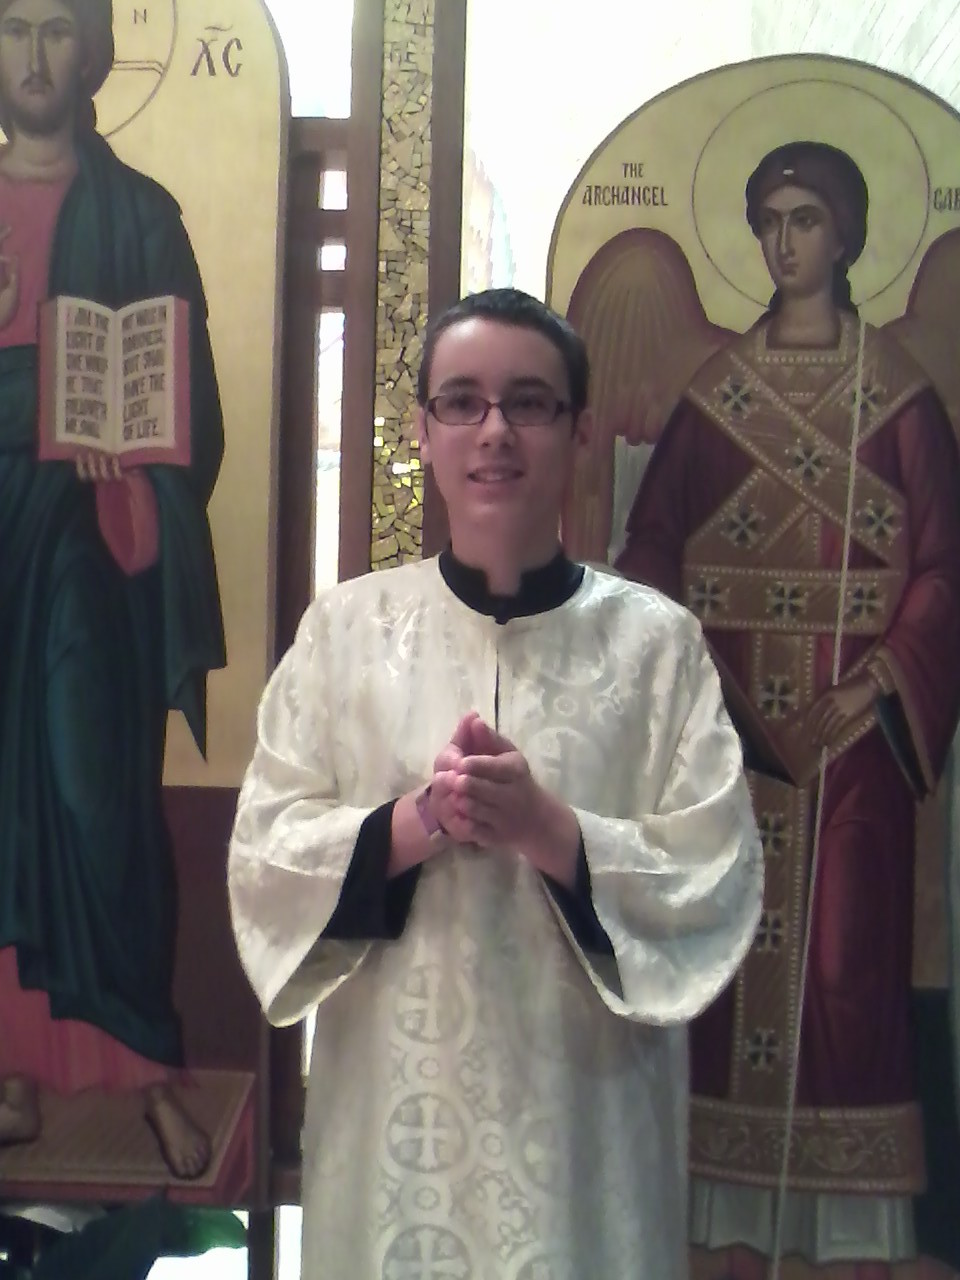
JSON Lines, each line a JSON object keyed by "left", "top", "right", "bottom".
{"left": 416, "top": 288, "right": 590, "bottom": 416}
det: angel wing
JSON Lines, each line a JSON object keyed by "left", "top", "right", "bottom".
{"left": 562, "top": 228, "right": 733, "bottom": 563}
{"left": 888, "top": 230, "right": 960, "bottom": 1108}
{"left": 885, "top": 227, "right": 960, "bottom": 442}
{"left": 886, "top": 230, "right": 960, "bottom": 1108}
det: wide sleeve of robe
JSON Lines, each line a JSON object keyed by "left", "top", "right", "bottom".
{"left": 230, "top": 568, "right": 764, "bottom": 1034}
{"left": 866, "top": 390, "right": 960, "bottom": 791}
{"left": 228, "top": 599, "right": 375, "bottom": 1025}
{"left": 564, "top": 613, "right": 764, "bottom": 1026}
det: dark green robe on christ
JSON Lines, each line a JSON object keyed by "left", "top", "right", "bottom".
{"left": 0, "top": 131, "right": 226, "bottom": 1066}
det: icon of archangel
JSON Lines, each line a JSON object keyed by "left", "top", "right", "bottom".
{"left": 551, "top": 60, "right": 960, "bottom": 1280}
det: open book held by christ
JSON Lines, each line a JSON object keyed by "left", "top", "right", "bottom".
{"left": 38, "top": 295, "right": 190, "bottom": 468}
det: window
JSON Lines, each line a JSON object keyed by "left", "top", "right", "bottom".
{"left": 266, "top": 0, "right": 353, "bottom": 117}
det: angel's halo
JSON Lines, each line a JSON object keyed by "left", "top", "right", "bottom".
{"left": 692, "top": 78, "right": 929, "bottom": 309}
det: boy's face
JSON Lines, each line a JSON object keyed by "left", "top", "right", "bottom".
{"left": 417, "top": 317, "right": 590, "bottom": 557}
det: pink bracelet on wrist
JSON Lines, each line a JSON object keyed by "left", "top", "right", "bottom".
{"left": 415, "top": 785, "right": 447, "bottom": 839}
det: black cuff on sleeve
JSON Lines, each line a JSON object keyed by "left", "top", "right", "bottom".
{"left": 543, "top": 837, "right": 614, "bottom": 956}
{"left": 875, "top": 693, "right": 927, "bottom": 796}
{"left": 322, "top": 800, "right": 421, "bottom": 940}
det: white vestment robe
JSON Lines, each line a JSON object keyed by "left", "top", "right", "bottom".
{"left": 229, "top": 558, "right": 762, "bottom": 1280}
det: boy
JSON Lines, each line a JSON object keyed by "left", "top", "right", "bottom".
{"left": 229, "top": 288, "right": 762, "bottom": 1278}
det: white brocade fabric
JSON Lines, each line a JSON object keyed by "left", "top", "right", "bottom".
{"left": 229, "top": 559, "right": 763, "bottom": 1280}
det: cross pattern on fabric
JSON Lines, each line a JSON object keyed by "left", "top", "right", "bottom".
{"left": 859, "top": 499, "right": 899, "bottom": 543}
{"left": 745, "top": 1029, "right": 781, "bottom": 1071}
{"left": 790, "top": 441, "right": 828, "bottom": 484}
{"left": 382, "top": 1224, "right": 472, "bottom": 1280}
{"left": 386, "top": 1094, "right": 467, "bottom": 1173}
{"left": 689, "top": 578, "right": 729, "bottom": 618}
{"left": 757, "top": 813, "right": 787, "bottom": 857}
{"left": 718, "top": 377, "right": 755, "bottom": 418}
{"left": 519, "top": 1117, "right": 562, "bottom": 1193}
{"left": 686, "top": 329, "right": 915, "bottom": 571}
{"left": 754, "top": 910, "right": 786, "bottom": 953}
{"left": 758, "top": 675, "right": 798, "bottom": 719}
{"left": 723, "top": 506, "right": 763, "bottom": 549}
{"left": 849, "top": 380, "right": 886, "bottom": 417}
{"left": 767, "top": 582, "right": 808, "bottom": 621}
{"left": 396, "top": 964, "right": 465, "bottom": 1044}
{"left": 845, "top": 583, "right": 884, "bottom": 623}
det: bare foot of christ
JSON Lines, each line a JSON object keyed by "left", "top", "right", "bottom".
{"left": 0, "top": 1074, "right": 40, "bottom": 1146}
{"left": 143, "top": 1082, "right": 211, "bottom": 1180}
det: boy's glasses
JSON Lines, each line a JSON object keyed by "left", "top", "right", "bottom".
{"left": 426, "top": 390, "right": 571, "bottom": 428}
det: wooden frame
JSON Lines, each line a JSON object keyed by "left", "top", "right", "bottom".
{"left": 266, "top": 0, "right": 388, "bottom": 1215}
{"left": 422, "top": 0, "right": 468, "bottom": 557}
{"left": 261, "top": 0, "right": 467, "bottom": 1269}
{"left": 338, "top": 0, "right": 385, "bottom": 582}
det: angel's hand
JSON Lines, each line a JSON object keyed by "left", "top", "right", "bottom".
{"left": 620, "top": 383, "right": 671, "bottom": 445}
{"left": 804, "top": 678, "right": 876, "bottom": 748}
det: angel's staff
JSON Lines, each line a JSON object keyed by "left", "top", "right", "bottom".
{"left": 767, "top": 317, "right": 867, "bottom": 1280}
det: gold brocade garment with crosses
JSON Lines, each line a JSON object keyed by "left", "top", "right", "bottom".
{"left": 681, "top": 317, "right": 927, "bottom": 1194}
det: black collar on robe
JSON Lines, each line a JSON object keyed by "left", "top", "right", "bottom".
{"left": 439, "top": 545, "right": 584, "bottom": 624}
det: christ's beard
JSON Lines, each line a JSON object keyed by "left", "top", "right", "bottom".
{"left": 6, "top": 97, "right": 75, "bottom": 137}
{"left": 1, "top": 78, "right": 81, "bottom": 139}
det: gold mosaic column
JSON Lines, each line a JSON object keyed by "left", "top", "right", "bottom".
{"left": 371, "top": 0, "right": 434, "bottom": 569}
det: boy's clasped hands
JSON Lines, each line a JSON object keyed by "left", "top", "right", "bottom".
{"left": 424, "top": 711, "right": 580, "bottom": 888}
